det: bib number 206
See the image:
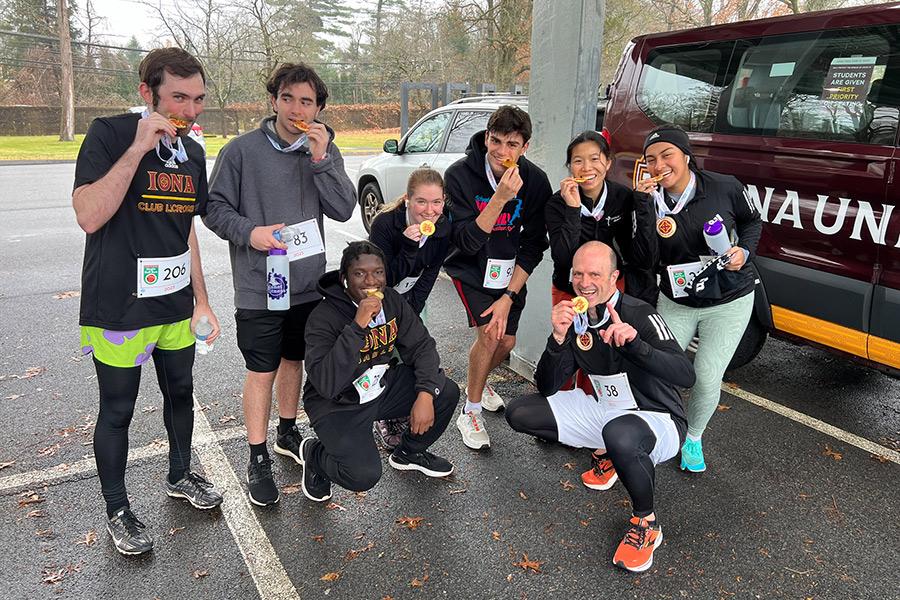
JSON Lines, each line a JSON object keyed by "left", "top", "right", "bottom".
{"left": 163, "top": 263, "right": 187, "bottom": 280}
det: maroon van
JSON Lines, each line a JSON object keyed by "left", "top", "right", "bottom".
{"left": 603, "top": 3, "right": 900, "bottom": 375}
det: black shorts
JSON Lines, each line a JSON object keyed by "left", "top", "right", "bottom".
{"left": 451, "top": 278, "right": 527, "bottom": 336}
{"left": 235, "top": 300, "right": 320, "bottom": 372}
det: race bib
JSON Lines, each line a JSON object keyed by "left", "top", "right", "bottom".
{"left": 137, "top": 249, "right": 191, "bottom": 298}
{"left": 588, "top": 372, "right": 638, "bottom": 411}
{"left": 483, "top": 258, "right": 515, "bottom": 289}
{"left": 666, "top": 256, "right": 714, "bottom": 298}
{"left": 353, "top": 364, "right": 389, "bottom": 404}
{"left": 285, "top": 219, "right": 325, "bottom": 262}
{"left": 394, "top": 275, "right": 420, "bottom": 295}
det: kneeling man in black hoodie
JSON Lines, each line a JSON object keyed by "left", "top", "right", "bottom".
{"left": 298, "top": 241, "right": 459, "bottom": 501}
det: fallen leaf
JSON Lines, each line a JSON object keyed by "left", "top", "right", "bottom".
{"left": 354, "top": 491, "right": 367, "bottom": 499}
{"left": 53, "top": 290, "right": 80, "bottom": 299}
{"left": 823, "top": 445, "right": 843, "bottom": 461}
{"left": 758, "top": 548, "right": 770, "bottom": 558}
{"left": 562, "top": 462, "right": 577, "bottom": 470}
{"left": 559, "top": 479, "right": 575, "bottom": 491}
{"left": 18, "top": 492, "right": 45, "bottom": 507}
{"left": 282, "top": 483, "right": 302, "bottom": 495}
{"left": 410, "top": 576, "right": 429, "bottom": 588}
{"left": 580, "top": 519, "right": 591, "bottom": 527}
{"left": 141, "top": 406, "right": 157, "bottom": 414}
{"left": 716, "top": 404, "right": 731, "bottom": 412}
{"left": 22, "top": 366, "right": 46, "bottom": 379}
{"left": 36, "top": 528, "right": 54, "bottom": 537}
{"left": 38, "top": 444, "right": 60, "bottom": 457}
{"left": 0, "top": 460, "right": 14, "bottom": 470}
{"left": 27, "top": 509, "right": 48, "bottom": 518}
{"left": 41, "top": 568, "right": 66, "bottom": 585}
{"left": 320, "top": 572, "right": 340, "bottom": 582}
{"left": 75, "top": 530, "right": 97, "bottom": 546}
{"left": 345, "top": 541, "right": 375, "bottom": 561}
{"left": 312, "top": 535, "right": 325, "bottom": 543}
{"left": 448, "top": 488, "right": 467, "bottom": 494}
{"left": 192, "top": 569, "right": 209, "bottom": 579}
{"left": 5, "top": 394, "right": 24, "bottom": 400}
{"left": 518, "top": 491, "right": 528, "bottom": 500}
{"left": 326, "top": 502, "right": 346, "bottom": 511}
{"left": 382, "top": 596, "right": 394, "bottom": 600}
{"left": 150, "top": 438, "right": 167, "bottom": 448}
{"left": 396, "top": 516, "right": 425, "bottom": 530}
{"left": 506, "top": 574, "right": 513, "bottom": 582}
{"left": 218, "top": 414, "right": 237, "bottom": 424}
{"left": 513, "top": 553, "right": 543, "bottom": 573}
{"left": 869, "top": 453, "right": 890, "bottom": 464}
{"left": 491, "top": 531, "right": 501, "bottom": 541}
{"left": 169, "top": 527, "right": 186, "bottom": 536}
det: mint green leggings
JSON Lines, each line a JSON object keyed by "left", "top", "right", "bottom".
{"left": 656, "top": 291, "right": 754, "bottom": 438}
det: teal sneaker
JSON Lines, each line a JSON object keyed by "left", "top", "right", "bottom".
{"left": 680, "top": 438, "right": 707, "bottom": 472}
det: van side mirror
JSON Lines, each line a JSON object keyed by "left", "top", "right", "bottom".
{"left": 383, "top": 139, "right": 399, "bottom": 154}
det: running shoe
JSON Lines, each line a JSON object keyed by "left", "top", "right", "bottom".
{"left": 580, "top": 453, "right": 618, "bottom": 491}
{"left": 456, "top": 411, "right": 490, "bottom": 450}
{"left": 613, "top": 516, "right": 663, "bottom": 572}
{"left": 166, "top": 471, "right": 223, "bottom": 509}
{"left": 480, "top": 384, "right": 505, "bottom": 412}
{"left": 680, "top": 438, "right": 707, "bottom": 473}
{"left": 300, "top": 437, "right": 332, "bottom": 502}
{"left": 373, "top": 417, "right": 410, "bottom": 451}
{"left": 389, "top": 447, "right": 454, "bottom": 477}
{"left": 247, "top": 454, "right": 280, "bottom": 506}
{"left": 274, "top": 424, "right": 304, "bottom": 465}
{"left": 106, "top": 507, "right": 153, "bottom": 556}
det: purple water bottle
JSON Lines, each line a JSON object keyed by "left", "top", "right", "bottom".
{"left": 703, "top": 218, "right": 732, "bottom": 256}
{"left": 267, "top": 245, "right": 290, "bottom": 311}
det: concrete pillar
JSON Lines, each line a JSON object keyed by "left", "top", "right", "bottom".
{"left": 509, "top": 0, "right": 605, "bottom": 379}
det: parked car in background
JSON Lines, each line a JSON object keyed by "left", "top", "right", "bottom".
{"left": 128, "top": 106, "right": 207, "bottom": 153}
{"left": 356, "top": 95, "right": 605, "bottom": 231}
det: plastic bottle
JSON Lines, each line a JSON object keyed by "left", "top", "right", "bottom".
{"left": 195, "top": 315, "right": 213, "bottom": 355}
{"left": 703, "top": 218, "right": 732, "bottom": 256}
{"left": 267, "top": 242, "right": 290, "bottom": 311}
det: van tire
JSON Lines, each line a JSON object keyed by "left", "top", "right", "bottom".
{"left": 360, "top": 181, "right": 383, "bottom": 233}
{"left": 727, "top": 315, "right": 767, "bottom": 371}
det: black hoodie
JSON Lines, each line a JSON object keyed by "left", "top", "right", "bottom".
{"left": 535, "top": 292, "right": 693, "bottom": 441}
{"left": 443, "top": 131, "right": 551, "bottom": 292}
{"left": 302, "top": 270, "right": 447, "bottom": 424}
{"left": 368, "top": 208, "right": 451, "bottom": 314}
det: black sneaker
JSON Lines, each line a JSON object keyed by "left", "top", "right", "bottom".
{"left": 273, "top": 425, "right": 303, "bottom": 465}
{"left": 388, "top": 447, "right": 454, "bottom": 477}
{"left": 106, "top": 507, "right": 153, "bottom": 556}
{"left": 247, "top": 454, "right": 280, "bottom": 507}
{"left": 166, "top": 471, "right": 224, "bottom": 509}
{"left": 300, "top": 437, "right": 332, "bottom": 502}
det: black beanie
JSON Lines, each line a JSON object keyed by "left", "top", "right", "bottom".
{"left": 643, "top": 125, "right": 692, "bottom": 158}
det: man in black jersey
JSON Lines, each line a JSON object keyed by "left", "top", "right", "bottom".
{"left": 73, "top": 48, "right": 222, "bottom": 556}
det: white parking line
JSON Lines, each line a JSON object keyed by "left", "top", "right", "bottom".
{"left": 722, "top": 382, "right": 900, "bottom": 465}
{"left": 190, "top": 395, "right": 300, "bottom": 600}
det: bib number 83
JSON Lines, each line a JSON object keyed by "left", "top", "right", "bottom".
{"left": 163, "top": 263, "right": 187, "bottom": 280}
{"left": 292, "top": 231, "right": 308, "bottom": 246}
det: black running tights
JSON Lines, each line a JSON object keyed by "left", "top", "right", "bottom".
{"left": 93, "top": 347, "right": 194, "bottom": 516}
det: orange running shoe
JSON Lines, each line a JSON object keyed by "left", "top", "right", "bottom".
{"left": 580, "top": 453, "right": 618, "bottom": 490}
{"left": 613, "top": 516, "right": 663, "bottom": 572}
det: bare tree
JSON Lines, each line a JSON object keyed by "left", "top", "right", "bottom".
{"left": 56, "top": 0, "right": 74, "bottom": 140}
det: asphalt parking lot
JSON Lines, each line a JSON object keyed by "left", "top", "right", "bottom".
{"left": 0, "top": 159, "right": 898, "bottom": 599}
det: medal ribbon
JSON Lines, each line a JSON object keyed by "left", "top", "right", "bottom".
{"left": 484, "top": 155, "right": 500, "bottom": 192}
{"left": 579, "top": 182, "right": 608, "bottom": 221}
{"left": 652, "top": 172, "right": 696, "bottom": 220}
{"left": 142, "top": 109, "right": 188, "bottom": 166}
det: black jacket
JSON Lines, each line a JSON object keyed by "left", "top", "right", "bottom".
{"left": 302, "top": 270, "right": 446, "bottom": 424}
{"left": 545, "top": 179, "right": 657, "bottom": 304}
{"left": 535, "top": 293, "right": 693, "bottom": 441}
{"left": 637, "top": 169, "right": 762, "bottom": 308}
{"left": 368, "top": 208, "right": 451, "bottom": 314}
{"left": 443, "top": 131, "right": 551, "bottom": 292}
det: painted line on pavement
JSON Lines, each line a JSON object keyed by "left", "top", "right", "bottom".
{"left": 722, "top": 382, "right": 900, "bottom": 465}
{"left": 190, "top": 395, "right": 300, "bottom": 600}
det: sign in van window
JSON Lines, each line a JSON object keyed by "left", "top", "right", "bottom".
{"left": 821, "top": 56, "right": 876, "bottom": 105}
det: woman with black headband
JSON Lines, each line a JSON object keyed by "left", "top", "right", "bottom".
{"left": 634, "top": 125, "right": 762, "bottom": 473}
{"left": 545, "top": 130, "right": 657, "bottom": 308}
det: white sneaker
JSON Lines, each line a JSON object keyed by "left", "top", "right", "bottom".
{"left": 456, "top": 411, "right": 490, "bottom": 450}
{"left": 480, "top": 384, "right": 505, "bottom": 412}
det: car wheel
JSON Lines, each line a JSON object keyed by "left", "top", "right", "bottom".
{"left": 727, "top": 314, "right": 768, "bottom": 371}
{"left": 360, "top": 181, "right": 383, "bottom": 233}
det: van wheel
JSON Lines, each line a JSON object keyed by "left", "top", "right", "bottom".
{"left": 360, "top": 182, "right": 383, "bottom": 233}
{"left": 727, "top": 315, "right": 767, "bottom": 371}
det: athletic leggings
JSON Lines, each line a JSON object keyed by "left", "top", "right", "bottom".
{"left": 506, "top": 394, "right": 659, "bottom": 517}
{"left": 92, "top": 346, "right": 195, "bottom": 516}
{"left": 657, "top": 291, "right": 754, "bottom": 438}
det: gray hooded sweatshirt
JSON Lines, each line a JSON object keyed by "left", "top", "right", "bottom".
{"left": 204, "top": 116, "right": 356, "bottom": 309}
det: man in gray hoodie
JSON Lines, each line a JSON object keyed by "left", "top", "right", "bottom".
{"left": 204, "top": 62, "right": 356, "bottom": 506}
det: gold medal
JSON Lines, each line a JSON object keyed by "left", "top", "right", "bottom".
{"left": 419, "top": 220, "right": 435, "bottom": 236}
{"left": 576, "top": 332, "right": 593, "bottom": 351}
{"left": 657, "top": 216, "right": 676, "bottom": 238}
{"left": 572, "top": 296, "right": 589, "bottom": 314}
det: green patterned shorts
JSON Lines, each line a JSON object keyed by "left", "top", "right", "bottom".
{"left": 80, "top": 318, "right": 194, "bottom": 368}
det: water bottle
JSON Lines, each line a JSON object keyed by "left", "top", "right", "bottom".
{"left": 195, "top": 315, "right": 213, "bottom": 355}
{"left": 703, "top": 218, "right": 732, "bottom": 256}
{"left": 267, "top": 244, "right": 290, "bottom": 311}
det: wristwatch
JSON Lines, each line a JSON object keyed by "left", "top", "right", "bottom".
{"left": 504, "top": 289, "right": 519, "bottom": 302}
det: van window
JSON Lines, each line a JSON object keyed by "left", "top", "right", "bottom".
{"left": 636, "top": 42, "right": 734, "bottom": 132}
{"left": 724, "top": 26, "right": 900, "bottom": 144}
